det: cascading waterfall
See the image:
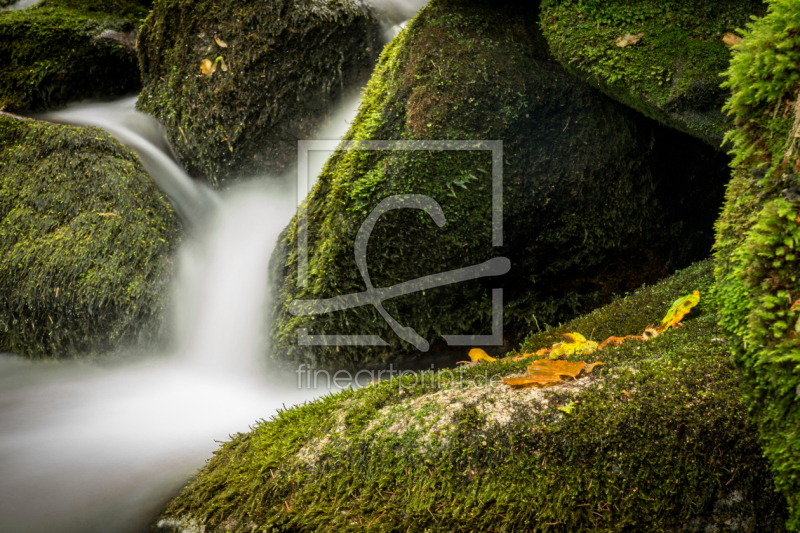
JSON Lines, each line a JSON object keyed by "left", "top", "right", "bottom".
{"left": 0, "top": 1, "right": 428, "bottom": 530}
{"left": 0, "top": 95, "right": 357, "bottom": 533}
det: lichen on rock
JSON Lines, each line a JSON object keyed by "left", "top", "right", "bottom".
{"left": 540, "top": 0, "right": 767, "bottom": 148}
{"left": 136, "top": 0, "right": 382, "bottom": 187}
{"left": 0, "top": 113, "right": 180, "bottom": 359}
{"left": 711, "top": 0, "right": 800, "bottom": 528}
{"left": 0, "top": 0, "right": 149, "bottom": 112}
{"left": 156, "top": 259, "right": 788, "bottom": 532}
{"left": 268, "top": 0, "right": 732, "bottom": 370}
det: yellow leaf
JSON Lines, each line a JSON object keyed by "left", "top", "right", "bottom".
{"left": 615, "top": 33, "right": 644, "bottom": 47}
{"left": 658, "top": 290, "right": 700, "bottom": 332}
{"left": 214, "top": 35, "right": 228, "bottom": 48}
{"left": 467, "top": 348, "right": 496, "bottom": 363}
{"left": 200, "top": 58, "right": 214, "bottom": 75}
{"left": 558, "top": 401, "right": 577, "bottom": 414}
{"left": 722, "top": 32, "right": 742, "bottom": 46}
{"left": 549, "top": 332, "right": 598, "bottom": 359}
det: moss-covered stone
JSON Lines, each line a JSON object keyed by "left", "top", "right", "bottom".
{"left": 268, "top": 0, "right": 731, "bottom": 370}
{"left": 0, "top": 113, "right": 180, "bottom": 359}
{"left": 540, "top": 0, "right": 767, "bottom": 148}
{"left": 0, "top": 0, "right": 149, "bottom": 112}
{"left": 135, "top": 0, "right": 381, "bottom": 187}
{"left": 711, "top": 0, "right": 800, "bottom": 529}
{"left": 156, "top": 259, "right": 788, "bottom": 532}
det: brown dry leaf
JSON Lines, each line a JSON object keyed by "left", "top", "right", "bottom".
{"left": 200, "top": 58, "right": 214, "bottom": 75}
{"left": 790, "top": 299, "right": 800, "bottom": 312}
{"left": 723, "top": 32, "right": 742, "bottom": 46}
{"left": 214, "top": 35, "right": 228, "bottom": 48}
{"left": 615, "top": 33, "right": 644, "bottom": 48}
{"left": 503, "top": 359, "right": 586, "bottom": 389}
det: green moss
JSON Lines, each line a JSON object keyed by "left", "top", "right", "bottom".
{"left": 540, "top": 0, "right": 767, "bottom": 148}
{"left": 0, "top": 114, "right": 180, "bottom": 358}
{"left": 136, "top": 0, "right": 381, "bottom": 187}
{"left": 268, "top": 0, "right": 732, "bottom": 369}
{"left": 711, "top": 1, "right": 800, "bottom": 528}
{"left": 157, "top": 259, "right": 788, "bottom": 531}
{"left": 0, "top": 0, "right": 148, "bottom": 112}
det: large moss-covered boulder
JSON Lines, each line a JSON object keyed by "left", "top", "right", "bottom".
{"left": 136, "top": 0, "right": 381, "bottom": 187}
{"left": 0, "top": 0, "right": 149, "bottom": 112}
{"left": 712, "top": 0, "right": 800, "bottom": 528}
{"left": 156, "top": 260, "right": 788, "bottom": 532}
{"left": 268, "top": 0, "right": 731, "bottom": 369}
{"left": 540, "top": 0, "right": 767, "bottom": 148}
{"left": 0, "top": 114, "right": 180, "bottom": 359}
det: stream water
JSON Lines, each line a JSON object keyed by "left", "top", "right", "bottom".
{"left": 0, "top": 96, "right": 358, "bottom": 533}
{"left": 0, "top": 2, "right": 432, "bottom": 531}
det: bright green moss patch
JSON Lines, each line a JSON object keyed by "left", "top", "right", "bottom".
{"left": 0, "top": 0, "right": 148, "bottom": 111}
{"left": 136, "top": 0, "right": 381, "bottom": 187}
{"left": 711, "top": 0, "right": 800, "bottom": 528}
{"left": 540, "top": 0, "right": 767, "bottom": 147}
{"left": 268, "top": 0, "right": 732, "bottom": 370}
{"left": 0, "top": 114, "right": 180, "bottom": 358}
{"left": 157, "top": 259, "right": 788, "bottom": 532}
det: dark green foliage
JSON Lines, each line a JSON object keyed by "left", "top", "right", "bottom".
{"left": 157, "top": 259, "right": 788, "bottom": 532}
{"left": 268, "top": 0, "right": 732, "bottom": 369}
{"left": 0, "top": 114, "right": 180, "bottom": 358}
{"left": 712, "top": 1, "right": 800, "bottom": 528}
{"left": 136, "top": 0, "right": 381, "bottom": 187}
{"left": 0, "top": 0, "right": 148, "bottom": 111}
{"left": 540, "top": 0, "right": 767, "bottom": 147}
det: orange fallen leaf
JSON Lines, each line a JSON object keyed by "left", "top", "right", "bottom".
{"left": 621, "top": 390, "right": 631, "bottom": 398}
{"left": 503, "top": 359, "right": 586, "bottom": 388}
{"left": 790, "top": 299, "right": 800, "bottom": 312}
{"left": 615, "top": 33, "right": 644, "bottom": 47}
{"left": 723, "top": 32, "right": 742, "bottom": 46}
{"left": 584, "top": 361, "right": 605, "bottom": 373}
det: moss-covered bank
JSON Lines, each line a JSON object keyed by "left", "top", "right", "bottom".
{"left": 268, "top": 0, "right": 732, "bottom": 369}
{"left": 157, "top": 259, "right": 788, "bottom": 532}
{"left": 711, "top": 0, "right": 800, "bottom": 528}
{"left": 0, "top": 0, "right": 149, "bottom": 112}
{"left": 540, "top": 0, "right": 767, "bottom": 148}
{"left": 0, "top": 114, "right": 180, "bottom": 359}
{"left": 136, "top": 0, "right": 381, "bottom": 187}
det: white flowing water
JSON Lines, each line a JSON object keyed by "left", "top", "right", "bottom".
{"left": 0, "top": 0, "right": 429, "bottom": 528}
{"left": 0, "top": 95, "right": 360, "bottom": 533}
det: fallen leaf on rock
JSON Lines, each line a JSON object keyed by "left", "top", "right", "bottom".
{"left": 503, "top": 359, "right": 586, "bottom": 388}
{"left": 658, "top": 290, "right": 700, "bottom": 332}
{"left": 558, "top": 401, "right": 577, "bottom": 414}
{"left": 200, "top": 58, "right": 214, "bottom": 75}
{"left": 584, "top": 362, "right": 605, "bottom": 373}
{"left": 723, "top": 32, "right": 742, "bottom": 46}
{"left": 457, "top": 348, "right": 496, "bottom": 365}
{"left": 615, "top": 33, "right": 644, "bottom": 47}
{"left": 548, "top": 332, "right": 598, "bottom": 360}
{"left": 214, "top": 35, "right": 228, "bottom": 48}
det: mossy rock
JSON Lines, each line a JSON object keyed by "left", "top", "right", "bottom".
{"left": 711, "top": 0, "right": 800, "bottom": 528}
{"left": 156, "top": 259, "right": 788, "bottom": 532}
{"left": 135, "top": 0, "right": 381, "bottom": 187}
{"left": 0, "top": 0, "right": 149, "bottom": 112}
{"left": 268, "top": 0, "right": 732, "bottom": 370}
{"left": 539, "top": 0, "right": 767, "bottom": 148}
{"left": 0, "top": 113, "right": 180, "bottom": 359}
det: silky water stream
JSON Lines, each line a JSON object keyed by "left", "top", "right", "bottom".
{"left": 0, "top": 95, "right": 360, "bottom": 533}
